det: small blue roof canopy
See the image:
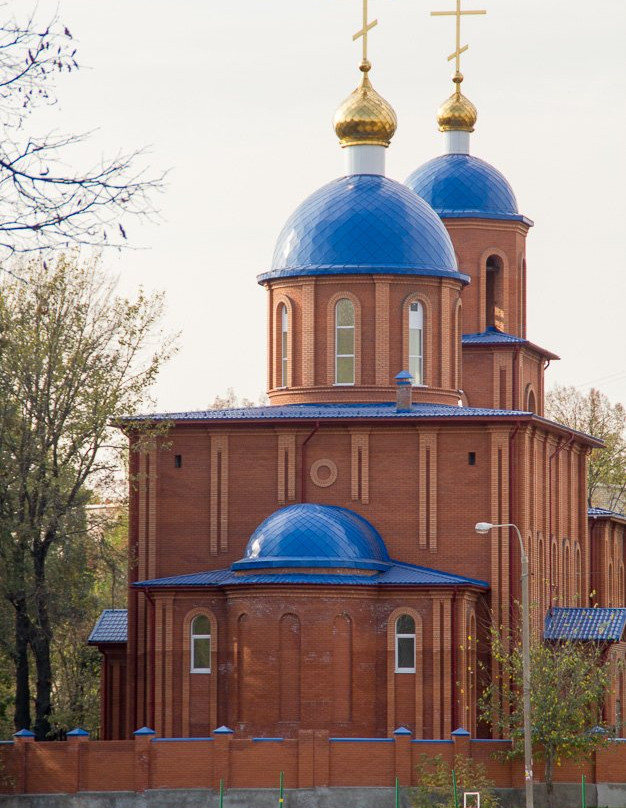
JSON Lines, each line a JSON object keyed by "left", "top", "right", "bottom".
{"left": 259, "top": 174, "right": 468, "bottom": 284}
{"left": 88, "top": 609, "right": 128, "bottom": 644}
{"left": 405, "top": 154, "right": 532, "bottom": 225}
{"left": 544, "top": 608, "right": 626, "bottom": 641}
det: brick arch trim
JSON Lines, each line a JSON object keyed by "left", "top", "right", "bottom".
{"left": 273, "top": 294, "right": 295, "bottom": 389}
{"left": 326, "top": 291, "right": 362, "bottom": 386}
{"left": 182, "top": 607, "right": 218, "bottom": 737}
{"left": 401, "top": 292, "right": 433, "bottom": 388}
{"left": 386, "top": 606, "right": 423, "bottom": 737}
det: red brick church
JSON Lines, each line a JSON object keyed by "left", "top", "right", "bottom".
{"left": 89, "top": 15, "right": 626, "bottom": 742}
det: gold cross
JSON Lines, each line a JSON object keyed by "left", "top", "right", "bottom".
{"left": 431, "top": 0, "right": 486, "bottom": 75}
{"left": 353, "top": 0, "right": 378, "bottom": 63}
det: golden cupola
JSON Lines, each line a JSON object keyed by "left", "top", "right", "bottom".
{"left": 437, "top": 71, "right": 477, "bottom": 132}
{"left": 334, "top": 59, "right": 397, "bottom": 148}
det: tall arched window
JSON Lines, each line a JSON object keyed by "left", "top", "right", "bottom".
{"left": 191, "top": 615, "right": 211, "bottom": 673}
{"left": 409, "top": 302, "right": 423, "bottom": 385}
{"left": 564, "top": 544, "right": 570, "bottom": 605}
{"left": 395, "top": 614, "right": 416, "bottom": 673}
{"left": 575, "top": 546, "right": 582, "bottom": 605}
{"left": 280, "top": 304, "right": 288, "bottom": 387}
{"left": 485, "top": 255, "right": 503, "bottom": 328}
{"left": 335, "top": 298, "right": 355, "bottom": 385}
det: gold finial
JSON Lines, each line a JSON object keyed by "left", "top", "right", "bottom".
{"left": 353, "top": 0, "right": 378, "bottom": 67}
{"left": 333, "top": 0, "right": 397, "bottom": 148}
{"left": 431, "top": 0, "right": 486, "bottom": 77}
{"left": 431, "top": 0, "right": 485, "bottom": 132}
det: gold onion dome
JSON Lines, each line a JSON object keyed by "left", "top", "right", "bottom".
{"left": 334, "top": 60, "right": 397, "bottom": 148}
{"left": 437, "top": 72, "right": 477, "bottom": 133}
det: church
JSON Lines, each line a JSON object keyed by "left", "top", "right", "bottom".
{"left": 89, "top": 4, "right": 626, "bottom": 742}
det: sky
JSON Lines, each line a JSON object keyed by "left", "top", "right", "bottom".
{"left": 10, "top": 0, "right": 626, "bottom": 412}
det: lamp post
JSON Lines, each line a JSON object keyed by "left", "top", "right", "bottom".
{"left": 475, "top": 521, "right": 533, "bottom": 808}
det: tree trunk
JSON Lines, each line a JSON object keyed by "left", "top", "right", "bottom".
{"left": 13, "top": 596, "right": 31, "bottom": 731}
{"left": 545, "top": 753, "right": 555, "bottom": 808}
{"left": 31, "top": 551, "right": 53, "bottom": 741}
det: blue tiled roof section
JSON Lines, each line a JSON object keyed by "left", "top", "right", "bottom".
{"left": 88, "top": 609, "right": 128, "bottom": 644}
{"left": 232, "top": 504, "right": 391, "bottom": 571}
{"left": 589, "top": 507, "right": 626, "bottom": 522}
{"left": 134, "top": 560, "right": 488, "bottom": 590}
{"left": 405, "top": 154, "right": 530, "bottom": 223}
{"left": 125, "top": 402, "right": 530, "bottom": 423}
{"left": 463, "top": 327, "right": 527, "bottom": 345}
{"left": 544, "top": 608, "right": 626, "bottom": 641}
{"left": 259, "top": 174, "right": 469, "bottom": 284}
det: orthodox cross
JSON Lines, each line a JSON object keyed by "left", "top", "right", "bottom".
{"left": 353, "top": 0, "right": 378, "bottom": 63}
{"left": 431, "top": 0, "right": 486, "bottom": 75}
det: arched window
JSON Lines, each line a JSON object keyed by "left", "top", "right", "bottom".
{"left": 280, "top": 304, "right": 288, "bottom": 387}
{"left": 335, "top": 298, "right": 355, "bottom": 385}
{"left": 191, "top": 615, "right": 211, "bottom": 673}
{"left": 609, "top": 563, "right": 614, "bottom": 607}
{"left": 575, "top": 546, "right": 582, "bottom": 605}
{"left": 485, "top": 255, "right": 503, "bottom": 328}
{"left": 563, "top": 544, "right": 570, "bottom": 605}
{"left": 395, "top": 614, "right": 416, "bottom": 673}
{"left": 409, "top": 302, "right": 423, "bottom": 385}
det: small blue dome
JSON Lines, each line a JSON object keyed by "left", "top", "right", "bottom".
{"left": 405, "top": 154, "right": 523, "bottom": 221}
{"left": 258, "top": 174, "right": 468, "bottom": 284}
{"left": 232, "top": 504, "right": 391, "bottom": 572}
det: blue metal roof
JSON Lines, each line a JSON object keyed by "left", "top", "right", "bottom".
{"left": 88, "top": 609, "right": 128, "bottom": 644}
{"left": 589, "top": 507, "right": 626, "bottom": 523}
{"left": 125, "top": 402, "right": 530, "bottom": 423}
{"left": 462, "top": 328, "right": 527, "bottom": 345}
{"left": 259, "top": 174, "right": 469, "bottom": 284}
{"left": 232, "top": 504, "right": 391, "bottom": 571}
{"left": 544, "top": 608, "right": 626, "bottom": 641}
{"left": 134, "top": 560, "right": 488, "bottom": 589}
{"left": 405, "top": 154, "right": 531, "bottom": 224}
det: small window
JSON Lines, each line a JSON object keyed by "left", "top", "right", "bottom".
{"left": 280, "top": 304, "right": 288, "bottom": 387}
{"left": 335, "top": 299, "right": 355, "bottom": 385}
{"left": 468, "top": 452, "right": 476, "bottom": 466}
{"left": 175, "top": 454, "right": 182, "bottom": 468}
{"left": 395, "top": 614, "right": 416, "bottom": 673}
{"left": 191, "top": 615, "right": 211, "bottom": 673}
{"left": 409, "top": 302, "right": 423, "bottom": 385}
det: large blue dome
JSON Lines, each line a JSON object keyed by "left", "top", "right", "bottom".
{"left": 405, "top": 154, "right": 525, "bottom": 222}
{"left": 258, "top": 174, "right": 468, "bottom": 284}
{"left": 232, "top": 504, "right": 391, "bottom": 572}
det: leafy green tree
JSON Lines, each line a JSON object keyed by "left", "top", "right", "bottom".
{"left": 546, "top": 386, "right": 626, "bottom": 511}
{"left": 480, "top": 628, "right": 611, "bottom": 808}
{"left": 0, "top": 253, "right": 174, "bottom": 739}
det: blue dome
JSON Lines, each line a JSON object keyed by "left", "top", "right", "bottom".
{"left": 258, "top": 174, "right": 468, "bottom": 284}
{"left": 232, "top": 504, "right": 391, "bottom": 572}
{"left": 405, "top": 154, "right": 524, "bottom": 221}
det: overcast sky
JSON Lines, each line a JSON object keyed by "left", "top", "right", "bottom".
{"left": 12, "top": 0, "right": 626, "bottom": 412}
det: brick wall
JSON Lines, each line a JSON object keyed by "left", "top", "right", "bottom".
{"left": 3, "top": 729, "right": 626, "bottom": 795}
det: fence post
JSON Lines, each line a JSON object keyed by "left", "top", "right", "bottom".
{"left": 67, "top": 728, "right": 90, "bottom": 793}
{"left": 133, "top": 726, "right": 156, "bottom": 792}
{"left": 212, "top": 725, "right": 234, "bottom": 789}
{"left": 394, "top": 727, "right": 413, "bottom": 787}
{"left": 12, "top": 729, "right": 35, "bottom": 794}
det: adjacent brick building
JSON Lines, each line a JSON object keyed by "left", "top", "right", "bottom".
{"left": 89, "top": 51, "right": 626, "bottom": 744}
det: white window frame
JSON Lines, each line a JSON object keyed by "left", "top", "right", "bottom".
{"left": 395, "top": 615, "right": 416, "bottom": 673}
{"left": 335, "top": 298, "right": 355, "bottom": 386}
{"left": 409, "top": 301, "right": 424, "bottom": 386}
{"left": 280, "top": 304, "right": 288, "bottom": 388}
{"left": 190, "top": 615, "right": 211, "bottom": 673}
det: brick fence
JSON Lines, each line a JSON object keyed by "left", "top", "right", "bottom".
{"left": 1, "top": 727, "right": 625, "bottom": 795}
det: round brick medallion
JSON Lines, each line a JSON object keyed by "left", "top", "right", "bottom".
{"left": 310, "top": 459, "right": 338, "bottom": 488}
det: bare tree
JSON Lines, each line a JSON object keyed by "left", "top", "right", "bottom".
{"left": 0, "top": 8, "right": 162, "bottom": 261}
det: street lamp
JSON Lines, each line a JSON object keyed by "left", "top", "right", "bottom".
{"left": 475, "top": 521, "right": 533, "bottom": 808}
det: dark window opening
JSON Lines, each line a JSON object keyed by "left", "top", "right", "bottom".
{"left": 486, "top": 255, "right": 503, "bottom": 329}
{"left": 175, "top": 454, "right": 182, "bottom": 468}
{"left": 468, "top": 452, "right": 476, "bottom": 466}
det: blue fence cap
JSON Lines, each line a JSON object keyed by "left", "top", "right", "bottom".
{"left": 134, "top": 726, "right": 156, "bottom": 736}
{"left": 67, "top": 727, "right": 89, "bottom": 737}
{"left": 451, "top": 727, "right": 471, "bottom": 737}
{"left": 393, "top": 727, "right": 412, "bottom": 736}
{"left": 213, "top": 725, "right": 234, "bottom": 735}
{"left": 13, "top": 729, "right": 35, "bottom": 738}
